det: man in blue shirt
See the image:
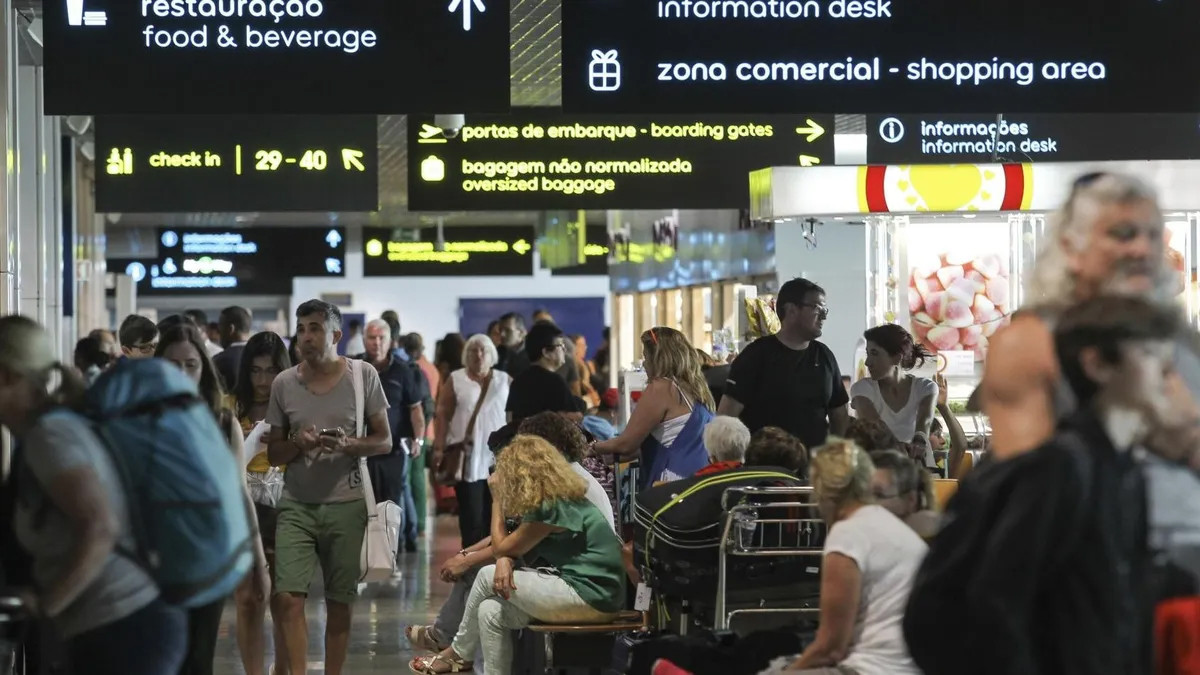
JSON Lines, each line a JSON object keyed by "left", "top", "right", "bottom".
{"left": 363, "top": 318, "right": 427, "bottom": 553}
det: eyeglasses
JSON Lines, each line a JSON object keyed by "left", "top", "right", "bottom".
{"left": 132, "top": 341, "right": 158, "bottom": 355}
{"left": 800, "top": 303, "right": 830, "bottom": 319}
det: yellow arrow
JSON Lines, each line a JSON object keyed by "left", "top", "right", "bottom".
{"left": 795, "top": 118, "right": 826, "bottom": 142}
{"left": 513, "top": 239, "right": 531, "bottom": 255}
{"left": 799, "top": 155, "right": 821, "bottom": 167}
{"left": 342, "top": 148, "right": 366, "bottom": 171}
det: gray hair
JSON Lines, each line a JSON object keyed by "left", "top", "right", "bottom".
{"left": 1026, "top": 172, "right": 1170, "bottom": 308}
{"left": 295, "top": 299, "right": 342, "bottom": 333}
{"left": 365, "top": 318, "right": 391, "bottom": 342}
{"left": 703, "top": 415, "right": 751, "bottom": 463}
{"left": 464, "top": 333, "right": 499, "bottom": 371}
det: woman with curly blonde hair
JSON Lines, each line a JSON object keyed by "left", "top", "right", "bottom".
{"left": 593, "top": 326, "right": 716, "bottom": 487}
{"left": 409, "top": 435, "right": 624, "bottom": 675}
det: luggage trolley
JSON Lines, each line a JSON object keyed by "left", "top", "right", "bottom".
{"left": 714, "top": 485, "right": 826, "bottom": 631}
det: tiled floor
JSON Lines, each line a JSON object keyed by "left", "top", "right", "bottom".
{"left": 213, "top": 514, "right": 461, "bottom": 674}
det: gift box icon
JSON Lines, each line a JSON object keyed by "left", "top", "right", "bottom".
{"left": 589, "top": 49, "right": 621, "bottom": 92}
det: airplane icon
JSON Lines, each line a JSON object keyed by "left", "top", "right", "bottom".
{"left": 417, "top": 124, "right": 448, "bottom": 144}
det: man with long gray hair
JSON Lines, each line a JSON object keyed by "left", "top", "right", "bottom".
{"left": 978, "top": 171, "right": 1200, "bottom": 623}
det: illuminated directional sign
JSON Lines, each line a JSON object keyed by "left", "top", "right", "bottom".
{"left": 407, "top": 111, "right": 833, "bottom": 210}
{"left": 362, "top": 226, "right": 536, "bottom": 277}
{"left": 95, "top": 116, "right": 377, "bottom": 212}
{"left": 44, "top": 0, "right": 510, "bottom": 114}
{"left": 561, "top": 0, "right": 1200, "bottom": 113}
{"left": 144, "top": 226, "right": 346, "bottom": 295}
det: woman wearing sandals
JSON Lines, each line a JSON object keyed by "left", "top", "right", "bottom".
{"left": 409, "top": 434, "right": 625, "bottom": 675}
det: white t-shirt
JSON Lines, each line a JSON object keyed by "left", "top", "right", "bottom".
{"left": 824, "top": 504, "right": 927, "bottom": 675}
{"left": 571, "top": 462, "right": 616, "bottom": 533}
{"left": 851, "top": 376, "right": 938, "bottom": 464}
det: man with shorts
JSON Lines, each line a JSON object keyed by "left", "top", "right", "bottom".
{"left": 266, "top": 299, "right": 392, "bottom": 675}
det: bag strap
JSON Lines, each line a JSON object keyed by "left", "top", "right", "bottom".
{"left": 464, "top": 372, "right": 492, "bottom": 442}
{"left": 349, "top": 359, "right": 377, "bottom": 514}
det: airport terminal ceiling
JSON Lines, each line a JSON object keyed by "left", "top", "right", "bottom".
{"left": 15, "top": 0, "right": 862, "bottom": 229}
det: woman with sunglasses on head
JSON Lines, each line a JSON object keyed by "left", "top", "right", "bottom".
{"left": 851, "top": 324, "right": 939, "bottom": 467}
{"left": 230, "top": 332, "right": 293, "bottom": 675}
{"left": 592, "top": 327, "right": 715, "bottom": 487}
{"left": 156, "top": 324, "right": 270, "bottom": 675}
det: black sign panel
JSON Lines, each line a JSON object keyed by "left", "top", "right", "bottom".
{"left": 362, "top": 226, "right": 535, "bottom": 277}
{"left": 138, "top": 226, "right": 346, "bottom": 295}
{"left": 552, "top": 225, "right": 609, "bottom": 277}
{"left": 96, "top": 116, "right": 378, "bottom": 212}
{"left": 562, "top": 0, "right": 1200, "bottom": 113}
{"left": 45, "top": 0, "right": 509, "bottom": 114}
{"left": 865, "top": 114, "right": 1200, "bottom": 165}
{"left": 407, "top": 111, "right": 833, "bottom": 210}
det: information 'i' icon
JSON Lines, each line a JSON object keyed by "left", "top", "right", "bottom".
{"left": 588, "top": 49, "right": 621, "bottom": 92}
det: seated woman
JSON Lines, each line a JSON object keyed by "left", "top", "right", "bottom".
{"left": 745, "top": 426, "right": 809, "bottom": 478}
{"left": 869, "top": 450, "right": 940, "bottom": 540}
{"left": 407, "top": 414, "right": 617, "bottom": 661}
{"left": 410, "top": 435, "right": 625, "bottom": 675}
{"left": 851, "top": 324, "right": 938, "bottom": 467}
{"left": 780, "top": 439, "right": 927, "bottom": 674}
{"left": 592, "top": 327, "right": 715, "bottom": 487}
{"left": 696, "top": 415, "right": 751, "bottom": 475}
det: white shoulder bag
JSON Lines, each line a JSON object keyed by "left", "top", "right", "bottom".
{"left": 351, "top": 359, "right": 404, "bottom": 583}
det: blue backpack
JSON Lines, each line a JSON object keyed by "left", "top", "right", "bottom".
{"left": 72, "top": 358, "right": 253, "bottom": 608}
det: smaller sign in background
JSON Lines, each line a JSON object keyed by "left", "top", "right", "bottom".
{"left": 552, "top": 224, "right": 609, "bottom": 277}
{"left": 866, "top": 114, "right": 1200, "bottom": 164}
{"left": 362, "top": 226, "right": 536, "bottom": 277}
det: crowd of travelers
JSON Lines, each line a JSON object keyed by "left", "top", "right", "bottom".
{"left": 1, "top": 171, "right": 1199, "bottom": 675}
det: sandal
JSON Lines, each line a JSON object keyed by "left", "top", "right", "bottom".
{"left": 409, "top": 653, "right": 473, "bottom": 674}
{"left": 405, "top": 625, "right": 449, "bottom": 653}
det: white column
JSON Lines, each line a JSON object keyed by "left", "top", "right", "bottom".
{"left": 0, "top": 0, "right": 17, "bottom": 316}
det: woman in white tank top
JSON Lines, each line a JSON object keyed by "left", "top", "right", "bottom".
{"left": 850, "top": 324, "right": 939, "bottom": 466}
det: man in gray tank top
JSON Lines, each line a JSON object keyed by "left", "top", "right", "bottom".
{"left": 980, "top": 171, "right": 1200, "bottom": 584}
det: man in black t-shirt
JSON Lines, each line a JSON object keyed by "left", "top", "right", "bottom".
{"left": 718, "top": 278, "right": 850, "bottom": 451}
{"left": 505, "top": 321, "right": 577, "bottom": 424}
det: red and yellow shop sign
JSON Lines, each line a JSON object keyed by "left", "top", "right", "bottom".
{"left": 856, "top": 163, "right": 1034, "bottom": 213}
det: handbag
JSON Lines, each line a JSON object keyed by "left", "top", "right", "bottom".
{"left": 435, "top": 373, "right": 491, "bottom": 486}
{"left": 351, "top": 359, "right": 404, "bottom": 583}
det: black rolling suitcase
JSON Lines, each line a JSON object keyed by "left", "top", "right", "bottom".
{"left": 632, "top": 467, "right": 821, "bottom": 602}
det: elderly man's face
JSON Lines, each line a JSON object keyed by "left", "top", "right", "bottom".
{"left": 1067, "top": 198, "right": 1164, "bottom": 298}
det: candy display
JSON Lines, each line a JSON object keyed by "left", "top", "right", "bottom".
{"left": 908, "top": 250, "right": 1011, "bottom": 361}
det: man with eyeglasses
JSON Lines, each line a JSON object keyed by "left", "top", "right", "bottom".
{"left": 719, "top": 277, "right": 850, "bottom": 452}
{"left": 117, "top": 314, "right": 159, "bottom": 359}
{"left": 504, "top": 321, "right": 577, "bottom": 426}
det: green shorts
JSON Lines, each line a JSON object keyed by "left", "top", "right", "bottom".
{"left": 274, "top": 498, "right": 367, "bottom": 605}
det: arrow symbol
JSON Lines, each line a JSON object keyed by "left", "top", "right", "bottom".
{"left": 447, "top": 0, "right": 486, "bottom": 31}
{"left": 513, "top": 239, "right": 531, "bottom": 255}
{"left": 795, "top": 118, "right": 826, "bottom": 142}
{"left": 342, "top": 149, "right": 366, "bottom": 171}
{"left": 325, "top": 229, "right": 343, "bottom": 248}
{"left": 799, "top": 155, "right": 821, "bottom": 167}
{"left": 325, "top": 258, "right": 343, "bottom": 274}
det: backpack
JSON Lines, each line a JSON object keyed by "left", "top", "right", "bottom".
{"left": 902, "top": 434, "right": 1093, "bottom": 675}
{"left": 53, "top": 358, "right": 254, "bottom": 608}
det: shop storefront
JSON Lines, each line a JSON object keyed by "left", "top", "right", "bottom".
{"left": 756, "top": 159, "right": 1200, "bottom": 408}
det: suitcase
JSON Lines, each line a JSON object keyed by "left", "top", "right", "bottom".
{"left": 0, "top": 596, "right": 26, "bottom": 675}
{"left": 633, "top": 467, "right": 822, "bottom": 601}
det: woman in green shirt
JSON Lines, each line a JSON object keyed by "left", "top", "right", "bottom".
{"left": 409, "top": 435, "right": 625, "bottom": 675}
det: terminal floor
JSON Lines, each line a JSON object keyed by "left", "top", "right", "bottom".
{"left": 213, "top": 514, "right": 459, "bottom": 674}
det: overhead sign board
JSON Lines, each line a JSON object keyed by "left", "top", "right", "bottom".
{"left": 407, "top": 111, "right": 833, "bottom": 210}
{"left": 96, "top": 115, "right": 378, "bottom": 212}
{"left": 362, "top": 226, "right": 536, "bottom": 277}
{"left": 140, "top": 226, "right": 346, "bottom": 295}
{"left": 865, "top": 114, "right": 1200, "bottom": 165}
{"left": 45, "top": 0, "right": 509, "bottom": 113}
{"left": 562, "top": 0, "right": 1200, "bottom": 113}
{"left": 551, "top": 225, "right": 609, "bottom": 277}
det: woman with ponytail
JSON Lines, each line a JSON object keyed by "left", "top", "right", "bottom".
{"left": 851, "top": 324, "right": 940, "bottom": 467}
{"left": 4, "top": 316, "right": 187, "bottom": 674}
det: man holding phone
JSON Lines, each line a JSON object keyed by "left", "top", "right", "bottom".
{"left": 266, "top": 299, "right": 391, "bottom": 675}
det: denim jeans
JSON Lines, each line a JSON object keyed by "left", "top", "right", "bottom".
{"left": 369, "top": 452, "right": 418, "bottom": 549}
{"left": 68, "top": 598, "right": 187, "bottom": 675}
